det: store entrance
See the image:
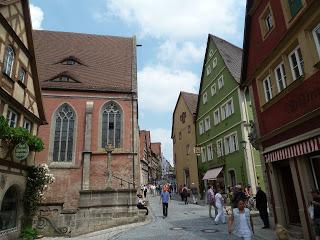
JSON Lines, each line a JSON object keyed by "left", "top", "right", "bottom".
{"left": 279, "top": 162, "right": 301, "bottom": 225}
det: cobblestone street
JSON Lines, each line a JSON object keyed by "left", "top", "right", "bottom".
{"left": 45, "top": 194, "right": 276, "bottom": 240}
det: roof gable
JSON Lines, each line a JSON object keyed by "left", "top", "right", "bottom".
{"left": 171, "top": 91, "right": 198, "bottom": 138}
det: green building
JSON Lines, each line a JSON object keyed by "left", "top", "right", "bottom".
{"left": 196, "top": 35, "right": 264, "bottom": 193}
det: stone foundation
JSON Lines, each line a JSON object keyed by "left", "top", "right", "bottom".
{"left": 35, "top": 189, "right": 146, "bottom": 237}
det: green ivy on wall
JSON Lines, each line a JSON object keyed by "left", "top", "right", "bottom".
{"left": 0, "top": 116, "right": 44, "bottom": 152}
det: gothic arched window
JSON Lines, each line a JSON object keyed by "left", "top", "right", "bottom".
{"left": 52, "top": 104, "right": 75, "bottom": 162}
{"left": 3, "top": 46, "right": 14, "bottom": 77}
{"left": 101, "top": 102, "right": 122, "bottom": 148}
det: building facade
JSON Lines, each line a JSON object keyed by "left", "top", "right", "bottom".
{"left": 150, "top": 142, "right": 162, "bottom": 181}
{"left": 139, "top": 130, "right": 151, "bottom": 185}
{"left": 196, "top": 35, "right": 264, "bottom": 193}
{"left": 0, "top": 1, "right": 46, "bottom": 239}
{"left": 33, "top": 30, "right": 141, "bottom": 236}
{"left": 172, "top": 91, "right": 199, "bottom": 193}
{"left": 241, "top": 0, "right": 320, "bottom": 239}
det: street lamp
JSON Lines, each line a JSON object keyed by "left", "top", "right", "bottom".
{"left": 105, "top": 143, "right": 114, "bottom": 188}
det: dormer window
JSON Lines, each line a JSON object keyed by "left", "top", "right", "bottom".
{"left": 66, "top": 59, "right": 76, "bottom": 65}
{"left": 58, "top": 56, "right": 82, "bottom": 66}
{"left": 50, "top": 74, "right": 79, "bottom": 83}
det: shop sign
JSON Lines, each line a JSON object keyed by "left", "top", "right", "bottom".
{"left": 14, "top": 143, "right": 29, "bottom": 161}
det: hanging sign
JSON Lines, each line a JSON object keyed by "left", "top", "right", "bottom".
{"left": 14, "top": 143, "right": 30, "bottom": 161}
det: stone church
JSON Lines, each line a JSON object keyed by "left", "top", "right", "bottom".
{"left": 33, "top": 30, "right": 141, "bottom": 236}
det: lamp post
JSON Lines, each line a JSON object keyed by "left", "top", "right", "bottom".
{"left": 105, "top": 143, "right": 114, "bottom": 188}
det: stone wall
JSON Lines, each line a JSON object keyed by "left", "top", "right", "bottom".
{"left": 35, "top": 189, "right": 146, "bottom": 237}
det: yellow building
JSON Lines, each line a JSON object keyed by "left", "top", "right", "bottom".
{"left": 172, "top": 92, "right": 199, "bottom": 196}
{"left": 0, "top": 1, "right": 46, "bottom": 239}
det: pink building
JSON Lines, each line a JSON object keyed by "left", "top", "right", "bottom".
{"left": 32, "top": 30, "right": 140, "bottom": 235}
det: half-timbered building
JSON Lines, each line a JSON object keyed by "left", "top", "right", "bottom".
{"left": 0, "top": 1, "right": 46, "bottom": 239}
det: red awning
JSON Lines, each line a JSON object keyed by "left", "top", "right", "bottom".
{"left": 264, "top": 136, "right": 320, "bottom": 163}
{"left": 202, "top": 167, "right": 223, "bottom": 180}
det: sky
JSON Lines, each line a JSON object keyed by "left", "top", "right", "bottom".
{"left": 29, "top": 0, "right": 246, "bottom": 164}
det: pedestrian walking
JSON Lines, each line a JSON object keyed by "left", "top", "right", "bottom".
{"left": 160, "top": 185, "right": 170, "bottom": 218}
{"left": 143, "top": 185, "right": 148, "bottom": 198}
{"left": 207, "top": 185, "right": 216, "bottom": 218}
{"left": 310, "top": 189, "right": 320, "bottom": 240}
{"left": 182, "top": 185, "right": 189, "bottom": 205}
{"left": 256, "top": 187, "right": 270, "bottom": 229}
{"left": 179, "top": 185, "right": 183, "bottom": 201}
{"left": 136, "top": 194, "right": 148, "bottom": 215}
{"left": 191, "top": 183, "right": 198, "bottom": 204}
{"left": 214, "top": 188, "right": 226, "bottom": 224}
{"left": 228, "top": 199, "right": 254, "bottom": 240}
{"left": 232, "top": 185, "right": 246, "bottom": 209}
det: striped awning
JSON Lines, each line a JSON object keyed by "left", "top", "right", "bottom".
{"left": 264, "top": 136, "right": 320, "bottom": 163}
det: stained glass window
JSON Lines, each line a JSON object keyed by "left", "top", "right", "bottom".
{"left": 101, "top": 102, "right": 122, "bottom": 148}
{"left": 53, "top": 104, "right": 75, "bottom": 162}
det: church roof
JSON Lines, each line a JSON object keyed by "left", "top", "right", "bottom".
{"left": 33, "top": 30, "right": 136, "bottom": 93}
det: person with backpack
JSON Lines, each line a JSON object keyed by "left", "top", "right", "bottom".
{"left": 207, "top": 185, "right": 216, "bottom": 218}
{"left": 214, "top": 188, "right": 226, "bottom": 224}
{"left": 182, "top": 184, "right": 189, "bottom": 205}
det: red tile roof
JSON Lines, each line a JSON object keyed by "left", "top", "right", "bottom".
{"left": 33, "top": 30, "right": 136, "bottom": 93}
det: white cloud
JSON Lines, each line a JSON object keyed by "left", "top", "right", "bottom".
{"left": 138, "top": 65, "right": 198, "bottom": 113}
{"left": 157, "top": 40, "right": 205, "bottom": 68}
{"left": 30, "top": 4, "right": 44, "bottom": 30}
{"left": 150, "top": 128, "right": 173, "bottom": 164}
{"left": 106, "top": 0, "right": 245, "bottom": 40}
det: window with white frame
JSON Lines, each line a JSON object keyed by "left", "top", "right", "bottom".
{"left": 23, "top": 118, "right": 32, "bottom": 132}
{"left": 199, "top": 121, "right": 204, "bottom": 135}
{"left": 218, "top": 75, "right": 224, "bottom": 89}
{"left": 207, "top": 144, "right": 214, "bottom": 161}
{"left": 3, "top": 46, "right": 14, "bottom": 77}
{"left": 7, "top": 109, "right": 18, "bottom": 128}
{"left": 313, "top": 23, "right": 320, "bottom": 58}
{"left": 213, "top": 109, "right": 220, "bottom": 125}
{"left": 206, "top": 65, "right": 212, "bottom": 76}
{"left": 221, "top": 98, "right": 234, "bottom": 120}
{"left": 208, "top": 49, "right": 214, "bottom": 59}
{"left": 289, "top": 46, "right": 304, "bottom": 81}
{"left": 224, "top": 132, "right": 238, "bottom": 155}
{"left": 274, "top": 63, "right": 287, "bottom": 92}
{"left": 212, "top": 57, "right": 217, "bottom": 69}
{"left": 263, "top": 76, "right": 272, "bottom": 102}
{"left": 202, "top": 92, "right": 208, "bottom": 104}
{"left": 204, "top": 116, "right": 211, "bottom": 131}
{"left": 211, "top": 83, "right": 217, "bottom": 96}
{"left": 216, "top": 139, "right": 223, "bottom": 157}
{"left": 201, "top": 147, "right": 207, "bottom": 162}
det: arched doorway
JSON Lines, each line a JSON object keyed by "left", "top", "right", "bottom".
{"left": 0, "top": 186, "right": 18, "bottom": 231}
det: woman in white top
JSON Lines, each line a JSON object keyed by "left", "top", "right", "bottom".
{"left": 214, "top": 189, "right": 226, "bottom": 224}
{"left": 228, "top": 199, "right": 254, "bottom": 240}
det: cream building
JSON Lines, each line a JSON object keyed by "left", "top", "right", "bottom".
{"left": 172, "top": 92, "right": 199, "bottom": 195}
